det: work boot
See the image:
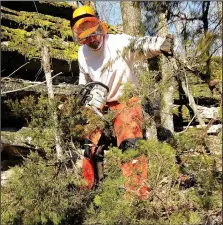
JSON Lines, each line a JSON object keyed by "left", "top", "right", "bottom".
{"left": 120, "top": 154, "right": 150, "bottom": 200}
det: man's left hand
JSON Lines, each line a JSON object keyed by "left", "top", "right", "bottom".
{"left": 160, "top": 34, "right": 174, "bottom": 56}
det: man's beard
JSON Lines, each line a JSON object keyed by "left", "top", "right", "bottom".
{"left": 87, "top": 36, "right": 103, "bottom": 51}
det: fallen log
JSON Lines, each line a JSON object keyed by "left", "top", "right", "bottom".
{"left": 196, "top": 124, "right": 222, "bottom": 134}
{"left": 176, "top": 124, "right": 222, "bottom": 135}
{"left": 1, "top": 77, "right": 79, "bottom": 96}
{"left": 1, "top": 1, "right": 74, "bottom": 21}
{"left": 1, "top": 127, "right": 46, "bottom": 160}
{"left": 173, "top": 104, "right": 220, "bottom": 120}
{"left": 196, "top": 105, "right": 220, "bottom": 120}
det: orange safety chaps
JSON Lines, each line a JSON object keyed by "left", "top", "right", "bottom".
{"left": 82, "top": 97, "right": 150, "bottom": 198}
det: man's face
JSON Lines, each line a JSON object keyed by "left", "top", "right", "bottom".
{"left": 75, "top": 20, "right": 104, "bottom": 51}
{"left": 80, "top": 34, "right": 103, "bottom": 50}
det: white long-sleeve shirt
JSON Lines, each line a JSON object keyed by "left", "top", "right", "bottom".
{"left": 78, "top": 33, "right": 165, "bottom": 102}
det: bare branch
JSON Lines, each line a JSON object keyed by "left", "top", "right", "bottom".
{"left": 41, "top": 44, "right": 64, "bottom": 161}
{"left": 2, "top": 62, "right": 30, "bottom": 81}
{"left": 1, "top": 72, "right": 63, "bottom": 95}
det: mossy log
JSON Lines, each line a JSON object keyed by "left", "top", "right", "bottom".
{"left": 1, "top": 50, "right": 80, "bottom": 82}
{"left": 180, "top": 124, "right": 222, "bottom": 134}
{"left": 1, "top": 5, "right": 80, "bottom": 62}
{"left": 1, "top": 5, "right": 118, "bottom": 62}
{"left": 1, "top": 77, "right": 79, "bottom": 96}
{"left": 1, "top": 1, "right": 74, "bottom": 20}
{"left": 1, "top": 4, "right": 118, "bottom": 81}
{"left": 173, "top": 104, "right": 220, "bottom": 120}
{"left": 1, "top": 128, "right": 46, "bottom": 171}
{"left": 1, "top": 127, "right": 46, "bottom": 151}
{"left": 1, "top": 6, "right": 73, "bottom": 40}
{"left": 1, "top": 25, "right": 79, "bottom": 62}
{"left": 196, "top": 105, "right": 221, "bottom": 120}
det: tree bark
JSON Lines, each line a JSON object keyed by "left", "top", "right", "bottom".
{"left": 71, "top": 1, "right": 78, "bottom": 9}
{"left": 157, "top": 2, "right": 174, "bottom": 135}
{"left": 120, "top": 1, "right": 157, "bottom": 140}
{"left": 180, "top": 76, "right": 205, "bottom": 127}
{"left": 1, "top": 77, "right": 78, "bottom": 96}
{"left": 120, "top": 1, "right": 143, "bottom": 37}
{"left": 120, "top": 1, "right": 148, "bottom": 76}
{"left": 81, "top": 1, "right": 97, "bottom": 14}
{"left": 41, "top": 44, "right": 64, "bottom": 160}
{"left": 217, "top": 1, "right": 222, "bottom": 37}
{"left": 202, "top": 1, "right": 211, "bottom": 79}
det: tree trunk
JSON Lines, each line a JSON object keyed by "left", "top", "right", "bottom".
{"left": 120, "top": 1, "right": 157, "bottom": 140}
{"left": 41, "top": 44, "right": 64, "bottom": 161}
{"left": 157, "top": 3, "right": 174, "bottom": 135}
{"left": 202, "top": 1, "right": 211, "bottom": 79}
{"left": 120, "top": 1, "right": 148, "bottom": 75}
{"left": 217, "top": 1, "right": 222, "bottom": 37}
{"left": 72, "top": 1, "right": 78, "bottom": 9}
{"left": 180, "top": 76, "right": 205, "bottom": 127}
{"left": 81, "top": 1, "right": 97, "bottom": 14}
{"left": 120, "top": 1, "right": 143, "bottom": 37}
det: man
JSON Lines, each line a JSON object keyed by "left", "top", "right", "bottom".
{"left": 70, "top": 5, "right": 174, "bottom": 199}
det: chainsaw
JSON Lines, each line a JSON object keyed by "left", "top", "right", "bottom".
{"left": 78, "top": 81, "right": 109, "bottom": 119}
{"left": 78, "top": 81, "right": 110, "bottom": 187}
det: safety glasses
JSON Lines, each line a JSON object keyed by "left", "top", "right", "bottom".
{"left": 78, "top": 34, "right": 100, "bottom": 45}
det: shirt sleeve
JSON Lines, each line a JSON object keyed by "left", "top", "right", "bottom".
{"left": 120, "top": 34, "right": 166, "bottom": 62}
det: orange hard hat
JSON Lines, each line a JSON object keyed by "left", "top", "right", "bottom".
{"left": 70, "top": 5, "right": 107, "bottom": 43}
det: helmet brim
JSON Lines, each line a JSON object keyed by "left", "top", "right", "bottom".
{"left": 72, "top": 17, "right": 108, "bottom": 42}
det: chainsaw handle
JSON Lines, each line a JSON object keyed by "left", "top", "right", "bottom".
{"left": 85, "top": 81, "right": 109, "bottom": 93}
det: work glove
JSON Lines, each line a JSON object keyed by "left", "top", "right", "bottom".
{"left": 160, "top": 34, "right": 174, "bottom": 56}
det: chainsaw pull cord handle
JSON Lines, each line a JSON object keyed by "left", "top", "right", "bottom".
{"left": 84, "top": 81, "right": 109, "bottom": 93}
{"left": 78, "top": 85, "right": 92, "bottom": 106}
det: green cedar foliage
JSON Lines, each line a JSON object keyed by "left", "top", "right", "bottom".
{"left": 1, "top": 152, "right": 89, "bottom": 225}
{"left": 3, "top": 76, "right": 222, "bottom": 225}
{"left": 84, "top": 140, "right": 207, "bottom": 225}
{"left": 3, "top": 95, "right": 222, "bottom": 224}
{"left": 84, "top": 138, "right": 221, "bottom": 225}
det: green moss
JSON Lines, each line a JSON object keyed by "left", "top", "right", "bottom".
{"left": 107, "top": 24, "right": 118, "bottom": 34}
{"left": 1, "top": 6, "right": 79, "bottom": 61}
{"left": 2, "top": 6, "right": 72, "bottom": 40}
{"left": 40, "top": 1, "right": 73, "bottom": 9}
{"left": 1, "top": 5, "right": 119, "bottom": 61}
{"left": 191, "top": 83, "right": 213, "bottom": 97}
{"left": 172, "top": 105, "right": 191, "bottom": 121}
{"left": 169, "top": 211, "right": 202, "bottom": 225}
{"left": 174, "top": 128, "right": 205, "bottom": 153}
{"left": 2, "top": 26, "right": 79, "bottom": 61}
{"left": 51, "top": 41, "right": 79, "bottom": 61}
{"left": 210, "top": 56, "right": 222, "bottom": 80}
{"left": 2, "top": 26, "right": 38, "bottom": 58}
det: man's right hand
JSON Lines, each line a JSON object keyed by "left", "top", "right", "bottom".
{"left": 160, "top": 34, "right": 174, "bottom": 56}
